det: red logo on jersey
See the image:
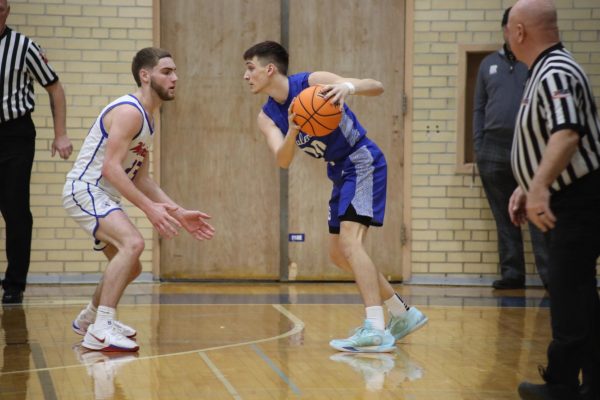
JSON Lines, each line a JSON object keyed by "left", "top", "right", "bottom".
{"left": 131, "top": 142, "right": 148, "bottom": 157}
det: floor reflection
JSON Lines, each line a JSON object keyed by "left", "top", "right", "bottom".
{"left": 72, "top": 343, "right": 137, "bottom": 400}
{"left": 0, "top": 305, "right": 30, "bottom": 399}
{"left": 329, "top": 347, "right": 423, "bottom": 391}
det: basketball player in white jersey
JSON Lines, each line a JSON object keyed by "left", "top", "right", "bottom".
{"left": 63, "top": 48, "right": 215, "bottom": 352}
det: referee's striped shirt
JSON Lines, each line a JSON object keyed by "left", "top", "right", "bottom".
{"left": 511, "top": 42, "right": 600, "bottom": 192}
{"left": 0, "top": 27, "right": 59, "bottom": 124}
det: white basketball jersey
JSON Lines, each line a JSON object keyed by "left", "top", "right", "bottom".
{"left": 66, "top": 94, "right": 154, "bottom": 198}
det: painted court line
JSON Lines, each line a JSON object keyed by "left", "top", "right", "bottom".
{"left": 198, "top": 352, "right": 243, "bottom": 400}
{"left": 0, "top": 304, "right": 305, "bottom": 376}
{"left": 250, "top": 343, "right": 301, "bottom": 397}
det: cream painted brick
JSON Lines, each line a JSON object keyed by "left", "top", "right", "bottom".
{"left": 30, "top": 263, "right": 64, "bottom": 273}
{"left": 465, "top": 219, "right": 496, "bottom": 230}
{"left": 413, "top": 209, "right": 446, "bottom": 219}
{"left": 412, "top": 165, "right": 441, "bottom": 176}
{"left": 64, "top": 262, "right": 102, "bottom": 272}
{"left": 84, "top": 6, "right": 118, "bottom": 17}
{"left": 415, "top": 10, "right": 450, "bottom": 21}
{"left": 455, "top": 231, "right": 471, "bottom": 240}
{"left": 450, "top": 10, "right": 485, "bottom": 20}
{"left": 431, "top": 65, "right": 456, "bottom": 76}
{"left": 471, "top": 231, "right": 489, "bottom": 241}
{"left": 439, "top": 32, "right": 456, "bottom": 43}
{"left": 447, "top": 187, "right": 482, "bottom": 198}
{"left": 573, "top": 42, "right": 600, "bottom": 53}
{"left": 48, "top": 251, "right": 82, "bottom": 261}
{"left": 27, "top": 15, "right": 63, "bottom": 26}
{"left": 432, "top": 0, "right": 465, "bottom": 8}
{"left": 412, "top": 155, "right": 429, "bottom": 164}
{"left": 65, "top": 39, "right": 100, "bottom": 49}
{"left": 414, "top": 32, "right": 440, "bottom": 42}
{"left": 64, "top": 16, "right": 100, "bottom": 27}
{"left": 119, "top": 7, "right": 152, "bottom": 18}
{"left": 109, "top": 30, "right": 130, "bottom": 40}
{"left": 464, "top": 263, "right": 497, "bottom": 274}
{"left": 447, "top": 209, "right": 481, "bottom": 219}
{"left": 573, "top": 20, "right": 599, "bottom": 31}
{"left": 466, "top": 0, "right": 500, "bottom": 9}
{"left": 430, "top": 198, "right": 463, "bottom": 208}
{"left": 447, "top": 252, "right": 480, "bottom": 263}
{"left": 430, "top": 176, "right": 464, "bottom": 187}
{"left": 413, "top": 252, "right": 446, "bottom": 262}
{"left": 136, "top": 19, "right": 152, "bottom": 29}
{"left": 413, "top": 142, "right": 446, "bottom": 153}
{"left": 438, "top": 231, "right": 454, "bottom": 240}
{"left": 137, "top": 0, "right": 152, "bottom": 5}
{"left": 411, "top": 263, "right": 429, "bottom": 273}
{"left": 414, "top": 21, "right": 431, "bottom": 32}
{"left": 482, "top": 252, "right": 500, "bottom": 263}
{"left": 430, "top": 263, "right": 463, "bottom": 273}
{"left": 430, "top": 219, "right": 463, "bottom": 230}
{"left": 102, "top": 0, "right": 136, "bottom": 5}
{"left": 430, "top": 241, "right": 463, "bottom": 251}
{"left": 431, "top": 21, "right": 467, "bottom": 32}
{"left": 55, "top": 229, "right": 74, "bottom": 239}
{"left": 464, "top": 241, "right": 497, "bottom": 252}
{"left": 84, "top": 252, "right": 107, "bottom": 261}
{"left": 13, "top": 3, "right": 46, "bottom": 14}
{"left": 46, "top": 5, "right": 82, "bottom": 16}
{"left": 36, "top": 27, "right": 55, "bottom": 37}
{"left": 412, "top": 242, "right": 428, "bottom": 251}
{"left": 31, "top": 240, "right": 65, "bottom": 250}
{"left": 412, "top": 220, "right": 429, "bottom": 230}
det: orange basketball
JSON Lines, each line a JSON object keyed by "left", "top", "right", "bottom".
{"left": 291, "top": 85, "right": 342, "bottom": 137}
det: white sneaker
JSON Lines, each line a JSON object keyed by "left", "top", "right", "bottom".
{"left": 72, "top": 308, "right": 94, "bottom": 336}
{"left": 82, "top": 322, "right": 139, "bottom": 352}
{"left": 73, "top": 312, "right": 137, "bottom": 339}
{"left": 112, "top": 320, "right": 137, "bottom": 338}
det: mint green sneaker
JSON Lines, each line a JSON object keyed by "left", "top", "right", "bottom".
{"left": 387, "top": 307, "right": 428, "bottom": 341}
{"left": 329, "top": 320, "right": 396, "bottom": 353}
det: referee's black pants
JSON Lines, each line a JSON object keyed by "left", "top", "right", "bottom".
{"left": 0, "top": 114, "right": 35, "bottom": 293}
{"left": 543, "top": 168, "right": 600, "bottom": 395}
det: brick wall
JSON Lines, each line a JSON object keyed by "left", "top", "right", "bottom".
{"left": 0, "top": 0, "right": 154, "bottom": 282}
{"left": 408, "top": 0, "right": 600, "bottom": 284}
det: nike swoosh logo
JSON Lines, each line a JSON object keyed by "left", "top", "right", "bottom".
{"left": 90, "top": 333, "right": 105, "bottom": 343}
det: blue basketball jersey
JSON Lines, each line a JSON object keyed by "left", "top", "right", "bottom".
{"left": 262, "top": 72, "right": 367, "bottom": 162}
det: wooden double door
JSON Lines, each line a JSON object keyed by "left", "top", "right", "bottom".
{"left": 159, "top": 0, "right": 405, "bottom": 281}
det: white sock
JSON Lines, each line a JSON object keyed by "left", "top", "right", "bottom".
{"left": 384, "top": 294, "right": 410, "bottom": 317}
{"left": 365, "top": 306, "right": 385, "bottom": 331}
{"left": 95, "top": 306, "right": 116, "bottom": 330}
{"left": 83, "top": 302, "right": 97, "bottom": 320}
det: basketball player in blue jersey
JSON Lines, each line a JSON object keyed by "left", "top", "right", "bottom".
{"left": 243, "top": 41, "right": 427, "bottom": 353}
{"left": 63, "top": 48, "right": 215, "bottom": 352}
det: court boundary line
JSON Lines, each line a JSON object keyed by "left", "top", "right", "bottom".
{"left": 0, "top": 304, "right": 305, "bottom": 376}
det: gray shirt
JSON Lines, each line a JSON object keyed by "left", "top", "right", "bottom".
{"left": 473, "top": 47, "right": 528, "bottom": 153}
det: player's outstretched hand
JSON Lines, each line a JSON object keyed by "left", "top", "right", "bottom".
{"left": 146, "top": 203, "right": 182, "bottom": 239}
{"left": 172, "top": 208, "right": 215, "bottom": 241}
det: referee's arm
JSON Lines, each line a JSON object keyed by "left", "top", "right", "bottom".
{"left": 44, "top": 80, "right": 72, "bottom": 159}
{"left": 526, "top": 129, "right": 580, "bottom": 231}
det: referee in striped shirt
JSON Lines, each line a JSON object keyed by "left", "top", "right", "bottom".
{"left": 0, "top": 0, "right": 72, "bottom": 304}
{"left": 506, "top": 1, "right": 600, "bottom": 399}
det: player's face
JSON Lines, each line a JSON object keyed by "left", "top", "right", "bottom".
{"left": 243, "top": 57, "right": 269, "bottom": 94}
{"left": 150, "top": 57, "right": 177, "bottom": 101}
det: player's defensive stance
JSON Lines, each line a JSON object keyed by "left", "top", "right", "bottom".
{"left": 63, "top": 48, "right": 215, "bottom": 352}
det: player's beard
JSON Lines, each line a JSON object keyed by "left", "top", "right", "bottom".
{"left": 151, "top": 78, "right": 175, "bottom": 101}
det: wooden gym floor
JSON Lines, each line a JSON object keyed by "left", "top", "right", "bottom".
{"left": 0, "top": 282, "right": 553, "bottom": 399}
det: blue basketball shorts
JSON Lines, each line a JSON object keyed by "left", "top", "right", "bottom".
{"left": 327, "top": 138, "right": 387, "bottom": 234}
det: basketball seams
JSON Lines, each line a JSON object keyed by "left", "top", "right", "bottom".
{"left": 292, "top": 85, "right": 342, "bottom": 136}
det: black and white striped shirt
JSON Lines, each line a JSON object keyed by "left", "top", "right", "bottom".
{"left": 511, "top": 43, "right": 600, "bottom": 192}
{"left": 0, "top": 27, "right": 59, "bottom": 124}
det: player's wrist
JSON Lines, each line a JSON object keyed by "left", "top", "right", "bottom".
{"left": 343, "top": 81, "right": 355, "bottom": 95}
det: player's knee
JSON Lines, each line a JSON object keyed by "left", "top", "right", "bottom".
{"left": 337, "top": 235, "right": 361, "bottom": 260}
{"left": 124, "top": 235, "right": 145, "bottom": 258}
